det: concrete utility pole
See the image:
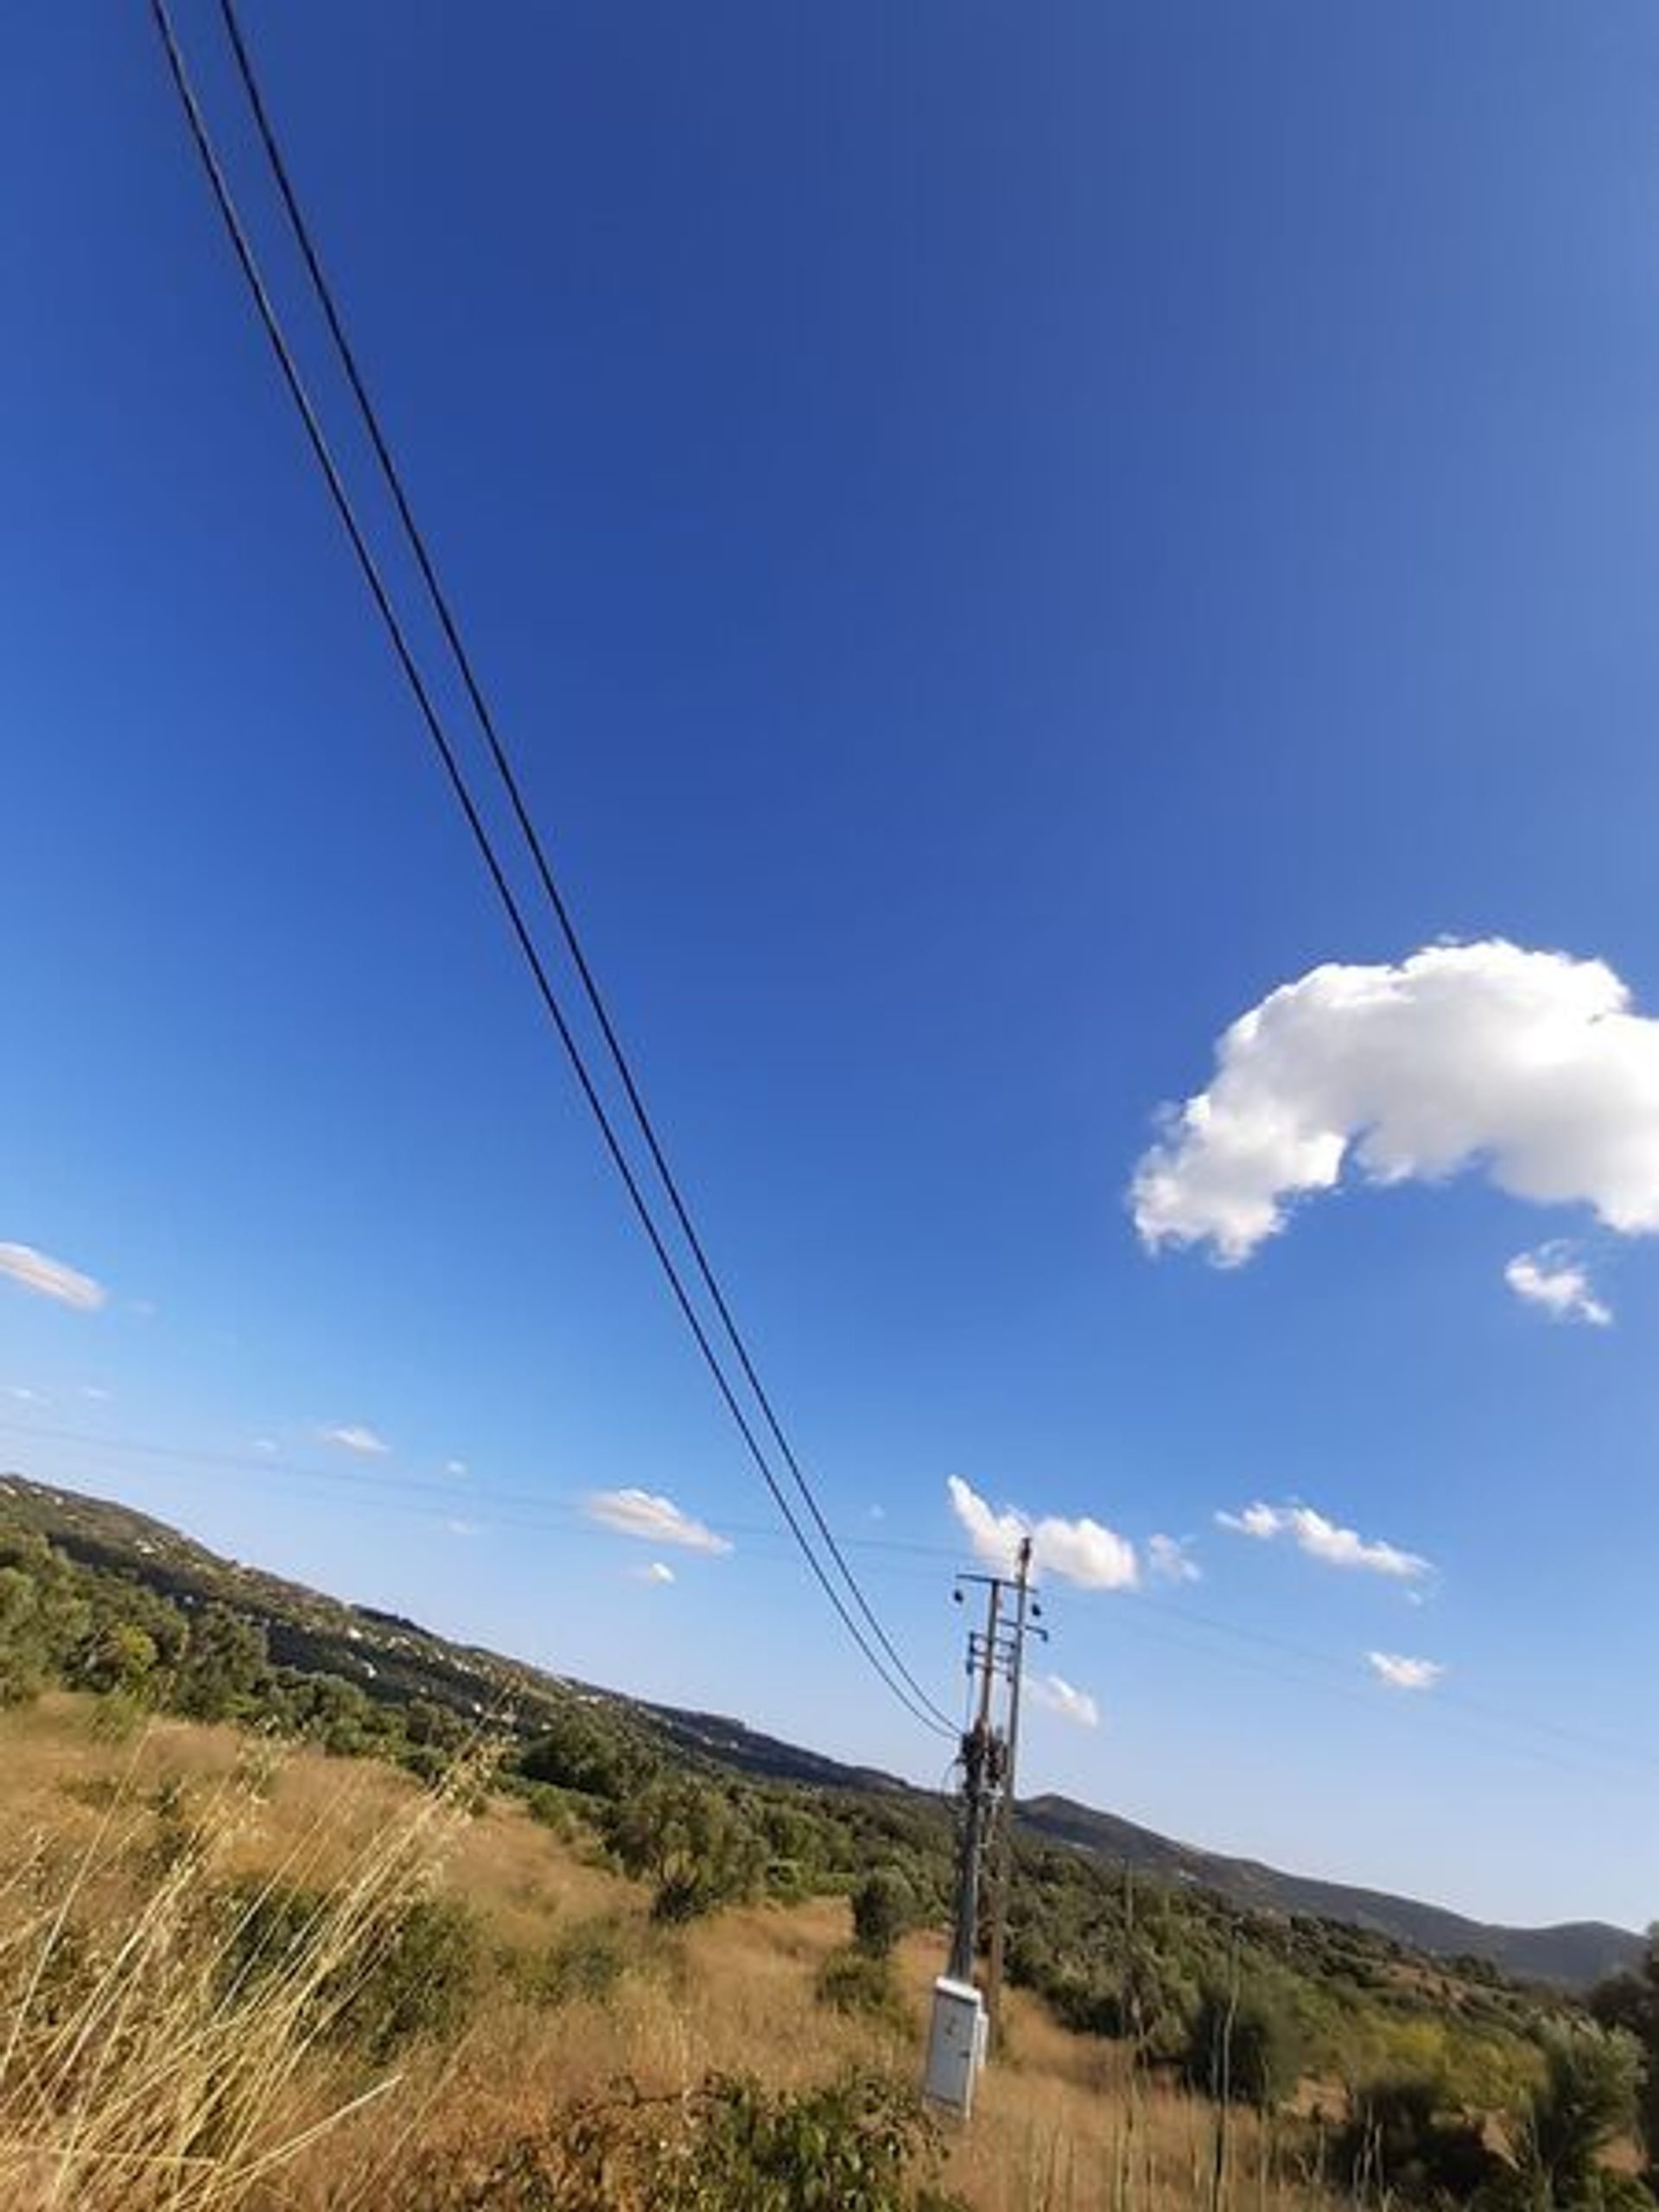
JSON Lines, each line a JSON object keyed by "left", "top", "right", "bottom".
{"left": 946, "top": 1572, "right": 1006, "bottom": 1983}
{"left": 926, "top": 1538, "right": 1046, "bottom": 2116}
{"left": 983, "top": 1535, "right": 1044, "bottom": 2042}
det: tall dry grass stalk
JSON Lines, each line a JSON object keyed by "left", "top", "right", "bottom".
{"left": 0, "top": 1729, "right": 488, "bottom": 2212}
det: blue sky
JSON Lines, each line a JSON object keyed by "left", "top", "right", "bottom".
{"left": 9, "top": 2, "right": 1659, "bottom": 1928}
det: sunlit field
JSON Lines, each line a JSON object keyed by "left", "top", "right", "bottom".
{"left": 0, "top": 1697, "right": 1333, "bottom": 2212}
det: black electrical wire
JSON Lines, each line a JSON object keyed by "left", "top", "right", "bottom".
{"left": 148, "top": 0, "right": 953, "bottom": 1742}
{"left": 211, "top": 0, "right": 954, "bottom": 1738}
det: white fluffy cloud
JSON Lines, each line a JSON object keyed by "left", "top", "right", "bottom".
{"left": 583, "top": 1487, "right": 733, "bottom": 1555}
{"left": 1027, "top": 1674, "right": 1101, "bottom": 1728}
{"left": 1217, "top": 1501, "right": 1430, "bottom": 1580}
{"left": 320, "top": 1423, "right": 390, "bottom": 1458}
{"left": 1368, "top": 1651, "right": 1445, "bottom": 1692}
{"left": 1131, "top": 941, "right": 1659, "bottom": 1264}
{"left": 0, "top": 1243, "right": 106, "bottom": 1312}
{"left": 1504, "top": 1246, "right": 1611, "bottom": 1326}
{"left": 1148, "top": 1533, "right": 1201, "bottom": 1584}
{"left": 946, "top": 1476, "right": 1138, "bottom": 1590}
{"left": 632, "top": 1560, "right": 677, "bottom": 1586}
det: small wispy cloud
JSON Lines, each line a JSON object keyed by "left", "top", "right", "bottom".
{"left": 582, "top": 1488, "right": 733, "bottom": 1555}
{"left": 1216, "top": 1501, "right": 1430, "bottom": 1581}
{"left": 445, "top": 1518, "right": 481, "bottom": 1539}
{"left": 1367, "top": 1650, "right": 1445, "bottom": 1692}
{"left": 251, "top": 1438, "right": 278, "bottom": 1457}
{"left": 1148, "top": 1533, "right": 1201, "bottom": 1585}
{"left": 78, "top": 1384, "right": 112, "bottom": 1403}
{"left": 320, "top": 1423, "right": 391, "bottom": 1458}
{"left": 0, "top": 1243, "right": 107, "bottom": 1313}
{"left": 1504, "top": 1245, "right": 1611, "bottom": 1327}
{"left": 1027, "top": 1674, "right": 1101, "bottom": 1728}
{"left": 947, "top": 1476, "right": 1138, "bottom": 1590}
{"left": 445, "top": 1459, "right": 469, "bottom": 1478}
{"left": 5, "top": 1386, "right": 48, "bottom": 1406}
{"left": 632, "top": 1560, "right": 677, "bottom": 1586}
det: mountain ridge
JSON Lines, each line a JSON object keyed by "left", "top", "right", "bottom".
{"left": 1014, "top": 1793, "right": 1640, "bottom": 1989}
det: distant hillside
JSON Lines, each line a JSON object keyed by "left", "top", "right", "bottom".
{"left": 0, "top": 1470, "right": 1639, "bottom": 1988}
{"left": 1018, "top": 1796, "right": 1640, "bottom": 1990}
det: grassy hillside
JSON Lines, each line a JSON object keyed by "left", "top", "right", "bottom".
{"left": 0, "top": 1694, "right": 1328, "bottom": 2210}
{"left": 3, "top": 1471, "right": 1656, "bottom": 2210}
{"left": 0, "top": 1472, "right": 1636, "bottom": 1987}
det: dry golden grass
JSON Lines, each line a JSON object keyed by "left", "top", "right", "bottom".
{"left": 0, "top": 1699, "right": 494, "bottom": 2210}
{"left": 0, "top": 1698, "right": 1340, "bottom": 2212}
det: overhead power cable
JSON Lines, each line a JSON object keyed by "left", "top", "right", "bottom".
{"left": 210, "top": 0, "right": 951, "bottom": 1736}
{"left": 148, "top": 0, "right": 953, "bottom": 1741}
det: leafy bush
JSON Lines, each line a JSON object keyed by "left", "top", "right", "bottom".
{"left": 511, "top": 1914, "right": 638, "bottom": 2009}
{"left": 0, "top": 1544, "right": 91, "bottom": 1703}
{"left": 1507, "top": 2019, "right": 1646, "bottom": 2211}
{"left": 1592, "top": 1934, "right": 1659, "bottom": 2179}
{"left": 415, "top": 2070, "right": 965, "bottom": 2210}
{"left": 1181, "top": 1983, "right": 1306, "bottom": 2109}
{"left": 173, "top": 1603, "right": 270, "bottom": 1723}
{"left": 852, "top": 1869, "right": 915, "bottom": 1961}
{"left": 519, "top": 1707, "right": 656, "bottom": 1801}
{"left": 817, "top": 1946, "right": 910, "bottom": 2031}
{"left": 607, "top": 1777, "right": 766, "bottom": 1923}
{"left": 1337, "top": 2071, "right": 1497, "bottom": 2201}
{"left": 222, "top": 1879, "right": 480, "bottom": 2060}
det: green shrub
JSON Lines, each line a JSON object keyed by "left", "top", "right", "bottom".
{"left": 681, "top": 2072, "right": 957, "bottom": 2209}
{"left": 607, "top": 1777, "right": 766, "bottom": 1923}
{"left": 516, "top": 1778, "right": 588, "bottom": 1839}
{"left": 1181, "top": 1984, "right": 1306, "bottom": 2109}
{"left": 512, "top": 1914, "right": 636, "bottom": 2009}
{"left": 221, "top": 1880, "right": 480, "bottom": 2061}
{"left": 173, "top": 1603, "right": 270, "bottom": 1723}
{"left": 423, "top": 2070, "right": 965, "bottom": 2210}
{"left": 1510, "top": 2020, "right": 1646, "bottom": 2211}
{"left": 817, "top": 1946, "right": 911, "bottom": 2031}
{"left": 852, "top": 1869, "right": 915, "bottom": 1961}
{"left": 1337, "top": 2071, "right": 1497, "bottom": 2201}
{"left": 518, "top": 1707, "right": 654, "bottom": 1801}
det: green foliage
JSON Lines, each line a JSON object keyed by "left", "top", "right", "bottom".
{"left": 430, "top": 2070, "right": 964, "bottom": 2211}
{"left": 518, "top": 1707, "right": 657, "bottom": 1802}
{"left": 511, "top": 1913, "right": 639, "bottom": 2009}
{"left": 80, "top": 1619, "right": 160, "bottom": 1695}
{"left": 1181, "top": 1982, "right": 1306, "bottom": 2110}
{"left": 1503, "top": 2019, "right": 1647, "bottom": 2212}
{"left": 817, "top": 1946, "right": 911, "bottom": 2031}
{"left": 1591, "top": 1929, "right": 1659, "bottom": 2179}
{"left": 1337, "top": 2070, "right": 1497, "bottom": 2201}
{"left": 673, "top": 2073, "right": 957, "bottom": 2210}
{"left": 607, "top": 1777, "right": 766, "bottom": 1923}
{"left": 173, "top": 1602, "right": 270, "bottom": 1722}
{"left": 222, "top": 1879, "right": 480, "bottom": 2061}
{"left": 275, "top": 1669, "right": 391, "bottom": 1757}
{"left": 851, "top": 1868, "right": 915, "bottom": 1961}
{"left": 0, "top": 1537, "right": 92, "bottom": 1701}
